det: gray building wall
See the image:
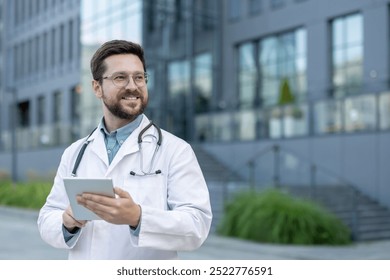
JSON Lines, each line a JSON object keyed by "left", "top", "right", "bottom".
{"left": 0, "top": 0, "right": 81, "bottom": 180}
{"left": 203, "top": 0, "right": 390, "bottom": 208}
{"left": 141, "top": 0, "right": 390, "bottom": 209}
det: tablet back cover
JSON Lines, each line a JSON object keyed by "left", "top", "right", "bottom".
{"left": 63, "top": 177, "right": 114, "bottom": 220}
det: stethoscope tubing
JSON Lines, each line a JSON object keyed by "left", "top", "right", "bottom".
{"left": 71, "top": 121, "right": 162, "bottom": 177}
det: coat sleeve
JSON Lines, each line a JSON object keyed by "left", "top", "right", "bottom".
{"left": 37, "top": 146, "right": 81, "bottom": 249}
{"left": 130, "top": 141, "right": 213, "bottom": 251}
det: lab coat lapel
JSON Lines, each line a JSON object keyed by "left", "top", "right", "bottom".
{"left": 89, "top": 129, "right": 109, "bottom": 167}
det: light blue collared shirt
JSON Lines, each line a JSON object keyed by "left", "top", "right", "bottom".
{"left": 100, "top": 115, "right": 143, "bottom": 164}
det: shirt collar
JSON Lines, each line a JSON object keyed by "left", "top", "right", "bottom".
{"left": 100, "top": 114, "right": 144, "bottom": 142}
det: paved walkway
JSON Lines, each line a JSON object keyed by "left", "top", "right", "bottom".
{"left": 1, "top": 206, "right": 390, "bottom": 260}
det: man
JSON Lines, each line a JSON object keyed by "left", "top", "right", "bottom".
{"left": 38, "top": 40, "right": 212, "bottom": 260}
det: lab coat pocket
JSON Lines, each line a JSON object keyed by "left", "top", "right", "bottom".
{"left": 123, "top": 174, "right": 167, "bottom": 210}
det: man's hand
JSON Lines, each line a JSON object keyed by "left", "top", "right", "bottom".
{"left": 62, "top": 206, "right": 87, "bottom": 232}
{"left": 76, "top": 187, "right": 141, "bottom": 227}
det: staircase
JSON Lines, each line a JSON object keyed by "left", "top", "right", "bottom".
{"left": 289, "top": 186, "right": 390, "bottom": 241}
{"left": 192, "top": 145, "right": 390, "bottom": 241}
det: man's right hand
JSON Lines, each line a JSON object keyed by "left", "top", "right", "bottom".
{"left": 62, "top": 206, "right": 87, "bottom": 232}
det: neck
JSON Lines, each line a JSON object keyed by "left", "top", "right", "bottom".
{"left": 103, "top": 115, "right": 138, "bottom": 133}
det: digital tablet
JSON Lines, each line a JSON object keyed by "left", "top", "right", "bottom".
{"left": 63, "top": 177, "right": 115, "bottom": 220}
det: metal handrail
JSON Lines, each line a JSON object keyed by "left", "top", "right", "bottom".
{"left": 226, "top": 143, "right": 360, "bottom": 240}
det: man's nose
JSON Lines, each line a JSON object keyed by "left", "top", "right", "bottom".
{"left": 125, "top": 75, "right": 137, "bottom": 90}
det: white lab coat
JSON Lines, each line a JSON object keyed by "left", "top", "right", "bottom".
{"left": 37, "top": 115, "right": 212, "bottom": 259}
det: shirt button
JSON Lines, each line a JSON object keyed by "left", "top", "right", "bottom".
{"left": 107, "top": 150, "right": 111, "bottom": 154}
{"left": 120, "top": 140, "right": 124, "bottom": 144}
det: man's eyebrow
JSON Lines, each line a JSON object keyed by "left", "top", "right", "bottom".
{"left": 111, "top": 71, "right": 144, "bottom": 75}
{"left": 111, "top": 71, "right": 127, "bottom": 75}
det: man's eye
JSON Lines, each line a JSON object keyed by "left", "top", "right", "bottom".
{"left": 114, "top": 75, "right": 126, "bottom": 81}
{"left": 134, "top": 75, "right": 144, "bottom": 81}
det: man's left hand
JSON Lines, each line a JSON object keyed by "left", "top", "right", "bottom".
{"left": 77, "top": 187, "right": 141, "bottom": 227}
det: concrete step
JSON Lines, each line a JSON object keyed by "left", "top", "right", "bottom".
{"left": 358, "top": 230, "right": 390, "bottom": 241}
{"left": 289, "top": 185, "right": 390, "bottom": 241}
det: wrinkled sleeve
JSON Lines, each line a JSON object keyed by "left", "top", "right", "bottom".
{"left": 37, "top": 147, "right": 81, "bottom": 249}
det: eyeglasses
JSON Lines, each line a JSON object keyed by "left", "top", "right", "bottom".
{"left": 103, "top": 72, "right": 148, "bottom": 88}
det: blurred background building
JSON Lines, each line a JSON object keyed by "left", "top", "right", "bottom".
{"left": 1, "top": 0, "right": 390, "bottom": 238}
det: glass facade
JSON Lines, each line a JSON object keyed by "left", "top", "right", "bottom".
{"left": 238, "top": 43, "right": 257, "bottom": 109}
{"left": 194, "top": 53, "right": 213, "bottom": 141}
{"left": 167, "top": 59, "right": 190, "bottom": 139}
{"left": 234, "top": 27, "right": 308, "bottom": 141}
{"left": 331, "top": 13, "right": 363, "bottom": 98}
{"left": 1, "top": 0, "right": 81, "bottom": 151}
{"left": 194, "top": 53, "right": 212, "bottom": 113}
{"left": 80, "top": 0, "right": 142, "bottom": 135}
{"left": 0, "top": 0, "right": 388, "bottom": 151}
{"left": 259, "top": 28, "right": 307, "bottom": 106}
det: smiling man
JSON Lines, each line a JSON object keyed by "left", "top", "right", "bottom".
{"left": 37, "top": 40, "right": 212, "bottom": 260}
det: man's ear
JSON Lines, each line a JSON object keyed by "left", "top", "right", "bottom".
{"left": 92, "top": 80, "right": 103, "bottom": 99}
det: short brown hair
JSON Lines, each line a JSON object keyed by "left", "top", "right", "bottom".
{"left": 90, "top": 40, "right": 146, "bottom": 82}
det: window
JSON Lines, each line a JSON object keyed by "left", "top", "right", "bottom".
{"left": 51, "top": 28, "right": 56, "bottom": 67}
{"left": 259, "top": 28, "right": 307, "bottom": 106}
{"left": 13, "top": 45, "right": 18, "bottom": 80}
{"left": 235, "top": 28, "right": 308, "bottom": 140}
{"left": 199, "top": 0, "right": 215, "bottom": 30}
{"left": 270, "top": 0, "right": 284, "bottom": 10}
{"left": 71, "top": 86, "right": 81, "bottom": 140}
{"left": 70, "top": 86, "right": 80, "bottom": 124}
{"left": 194, "top": 53, "right": 212, "bottom": 113}
{"left": 53, "top": 91, "right": 62, "bottom": 123}
{"left": 146, "top": 0, "right": 156, "bottom": 32}
{"left": 60, "top": 24, "right": 65, "bottom": 64}
{"left": 228, "top": 0, "right": 241, "bottom": 21}
{"left": 28, "top": 39, "right": 33, "bottom": 75}
{"left": 37, "top": 96, "right": 45, "bottom": 126}
{"left": 194, "top": 53, "right": 213, "bottom": 141}
{"left": 35, "top": 36, "right": 40, "bottom": 72}
{"left": 379, "top": 92, "right": 390, "bottom": 130}
{"left": 344, "top": 95, "right": 376, "bottom": 132}
{"left": 248, "top": 0, "right": 262, "bottom": 15}
{"left": 314, "top": 100, "right": 343, "bottom": 134}
{"left": 174, "top": 0, "right": 183, "bottom": 23}
{"left": 168, "top": 60, "right": 190, "bottom": 139}
{"left": 331, "top": 13, "right": 363, "bottom": 97}
{"left": 43, "top": 32, "right": 48, "bottom": 70}
{"left": 238, "top": 43, "right": 257, "bottom": 109}
{"left": 68, "top": 20, "right": 73, "bottom": 61}
{"left": 18, "top": 101, "right": 30, "bottom": 128}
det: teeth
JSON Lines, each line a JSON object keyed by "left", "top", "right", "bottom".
{"left": 122, "top": 96, "right": 138, "bottom": 100}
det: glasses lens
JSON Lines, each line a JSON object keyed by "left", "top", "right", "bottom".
{"left": 110, "top": 73, "right": 148, "bottom": 88}
{"left": 112, "top": 74, "right": 128, "bottom": 87}
{"left": 133, "top": 73, "right": 147, "bottom": 87}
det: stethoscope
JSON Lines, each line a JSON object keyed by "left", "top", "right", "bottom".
{"left": 71, "top": 121, "right": 163, "bottom": 177}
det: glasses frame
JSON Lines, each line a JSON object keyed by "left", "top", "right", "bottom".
{"left": 102, "top": 72, "right": 148, "bottom": 88}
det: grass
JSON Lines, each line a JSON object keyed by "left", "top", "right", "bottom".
{"left": 0, "top": 180, "right": 52, "bottom": 210}
{"left": 217, "top": 188, "right": 352, "bottom": 245}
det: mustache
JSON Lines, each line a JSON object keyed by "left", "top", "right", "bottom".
{"left": 120, "top": 89, "right": 141, "bottom": 98}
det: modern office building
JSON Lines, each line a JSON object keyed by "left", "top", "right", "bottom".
{"left": 0, "top": 0, "right": 82, "bottom": 180}
{"left": 1, "top": 0, "right": 390, "bottom": 215}
{"left": 142, "top": 0, "right": 390, "bottom": 210}
{"left": 0, "top": 0, "right": 141, "bottom": 180}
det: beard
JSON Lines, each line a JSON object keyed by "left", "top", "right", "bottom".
{"left": 102, "top": 88, "right": 148, "bottom": 120}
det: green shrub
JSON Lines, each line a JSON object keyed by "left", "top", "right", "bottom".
{"left": 0, "top": 180, "right": 52, "bottom": 209}
{"left": 217, "top": 189, "right": 351, "bottom": 245}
